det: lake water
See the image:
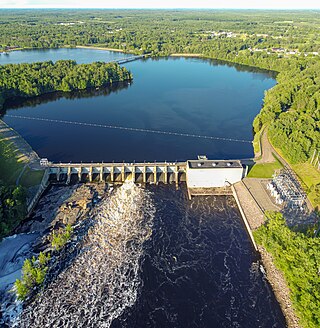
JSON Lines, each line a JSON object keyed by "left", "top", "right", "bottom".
{"left": 1, "top": 48, "right": 276, "bottom": 162}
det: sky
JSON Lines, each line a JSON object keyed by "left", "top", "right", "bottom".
{"left": 1, "top": 0, "right": 320, "bottom": 9}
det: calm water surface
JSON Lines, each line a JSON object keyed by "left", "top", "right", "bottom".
{"left": 1, "top": 49, "right": 276, "bottom": 162}
{"left": 0, "top": 48, "right": 131, "bottom": 65}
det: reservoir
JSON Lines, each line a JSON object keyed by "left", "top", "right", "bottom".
{"left": 0, "top": 48, "right": 276, "bottom": 162}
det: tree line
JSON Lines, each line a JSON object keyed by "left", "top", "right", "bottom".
{"left": 0, "top": 60, "right": 132, "bottom": 109}
{"left": 254, "top": 212, "right": 320, "bottom": 328}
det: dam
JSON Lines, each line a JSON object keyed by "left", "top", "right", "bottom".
{"left": 44, "top": 157, "right": 247, "bottom": 191}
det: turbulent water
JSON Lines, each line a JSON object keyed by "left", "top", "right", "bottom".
{"left": 13, "top": 183, "right": 285, "bottom": 328}
{"left": 17, "top": 182, "right": 155, "bottom": 327}
{"left": 111, "top": 185, "right": 286, "bottom": 327}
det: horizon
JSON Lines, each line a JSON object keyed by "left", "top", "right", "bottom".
{"left": 1, "top": 8, "right": 320, "bottom": 10}
{"left": 1, "top": 0, "right": 320, "bottom": 10}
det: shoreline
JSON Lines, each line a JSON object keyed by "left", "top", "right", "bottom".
{"left": 232, "top": 180, "right": 301, "bottom": 328}
{"left": 74, "top": 45, "right": 125, "bottom": 53}
{"left": 258, "top": 246, "right": 301, "bottom": 328}
{"left": 170, "top": 53, "right": 203, "bottom": 57}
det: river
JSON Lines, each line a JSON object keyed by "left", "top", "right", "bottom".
{"left": 0, "top": 48, "right": 285, "bottom": 327}
{"left": 13, "top": 184, "right": 285, "bottom": 328}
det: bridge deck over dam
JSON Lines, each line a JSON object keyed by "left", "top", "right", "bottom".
{"left": 46, "top": 158, "right": 248, "bottom": 190}
{"left": 48, "top": 161, "right": 187, "bottom": 184}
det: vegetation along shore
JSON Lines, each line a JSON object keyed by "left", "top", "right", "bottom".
{"left": 0, "top": 60, "right": 132, "bottom": 110}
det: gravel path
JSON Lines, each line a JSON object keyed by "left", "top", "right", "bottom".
{"left": 257, "top": 128, "right": 276, "bottom": 163}
{"left": 233, "top": 181, "right": 265, "bottom": 230}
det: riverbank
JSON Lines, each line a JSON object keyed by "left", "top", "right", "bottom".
{"left": 170, "top": 53, "right": 203, "bottom": 57}
{"left": 0, "top": 119, "right": 44, "bottom": 239}
{"left": 0, "top": 119, "right": 43, "bottom": 187}
{"left": 232, "top": 180, "right": 302, "bottom": 328}
{"left": 258, "top": 245, "right": 301, "bottom": 328}
{"left": 0, "top": 183, "right": 106, "bottom": 326}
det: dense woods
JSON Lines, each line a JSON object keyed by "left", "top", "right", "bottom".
{"left": 0, "top": 60, "right": 132, "bottom": 109}
{"left": 254, "top": 212, "right": 320, "bottom": 328}
{"left": 0, "top": 185, "right": 26, "bottom": 239}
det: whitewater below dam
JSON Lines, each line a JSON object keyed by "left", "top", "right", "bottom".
{"left": 10, "top": 182, "right": 285, "bottom": 328}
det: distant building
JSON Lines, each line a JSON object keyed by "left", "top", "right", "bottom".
{"left": 186, "top": 159, "right": 246, "bottom": 188}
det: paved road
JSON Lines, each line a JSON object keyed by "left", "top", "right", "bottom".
{"left": 257, "top": 128, "right": 276, "bottom": 164}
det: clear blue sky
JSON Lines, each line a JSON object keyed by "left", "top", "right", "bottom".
{"left": 1, "top": 0, "right": 320, "bottom": 9}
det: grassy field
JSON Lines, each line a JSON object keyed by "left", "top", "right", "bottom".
{"left": 252, "top": 127, "right": 263, "bottom": 157}
{"left": 292, "top": 162, "right": 320, "bottom": 209}
{"left": 20, "top": 167, "right": 44, "bottom": 188}
{"left": 0, "top": 132, "right": 43, "bottom": 188}
{"left": 247, "top": 155, "right": 283, "bottom": 178}
{"left": 0, "top": 137, "right": 25, "bottom": 185}
{"left": 266, "top": 136, "right": 320, "bottom": 210}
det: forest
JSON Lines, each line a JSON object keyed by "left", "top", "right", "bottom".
{"left": 0, "top": 184, "right": 25, "bottom": 239}
{"left": 0, "top": 9, "right": 319, "bottom": 165}
{"left": 254, "top": 212, "right": 320, "bottom": 328}
{"left": 0, "top": 60, "right": 132, "bottom": 109}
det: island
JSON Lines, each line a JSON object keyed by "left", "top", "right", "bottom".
{"left": 0, "top": 60, "right": 132, "bottom": 109}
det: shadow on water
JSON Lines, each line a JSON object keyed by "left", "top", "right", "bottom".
{"left": 111, "top": 184, "right": 286, "bottom": 328}
{"left": 154, "top": 56, "right": 278, "bottom": 78}
{"left": 0, "top": 81, "right": 131, "bottom": 115}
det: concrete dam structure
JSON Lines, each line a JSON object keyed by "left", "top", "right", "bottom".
{"left": 48, "top": 161, "right": 187, "bottom": 184}
{"left": 45, "top": 158, "right": 248, "bottom": 194}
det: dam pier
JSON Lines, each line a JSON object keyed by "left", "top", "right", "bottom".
{"left": 44, "top": 157, "right": 248, "bottom": 195}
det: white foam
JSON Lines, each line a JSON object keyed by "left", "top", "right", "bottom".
{"left": 18, "top": 181, "right": 155, "bottom": 327}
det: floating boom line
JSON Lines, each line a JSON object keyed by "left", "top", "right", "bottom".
{"left": 5, "top": 114, "right": 252, "bottom": 144}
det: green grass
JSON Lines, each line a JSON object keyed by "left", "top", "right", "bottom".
{"left": 292, "top": 162, "right": 320, "bottom": 209}
{"left": 0, "top": 131, "right": 44, "bottom": 188}
{"left": 247, "top": 155, "right": 283, "bottom": 178}
{"left": 253, "top": 128, "right": 262, "bottom": 156}
{"left": 270, "top": 139, "right": 320, "bottom": 209}
{"left": 0, "top": 137, "right": 25, "bottom": 185}
{"left": 20, "top": 168, "right": 44, "bottom": 188}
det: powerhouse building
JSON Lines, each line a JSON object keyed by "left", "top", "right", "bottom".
{"left": 186, "top": 159, "right": 246, "bottom": 188}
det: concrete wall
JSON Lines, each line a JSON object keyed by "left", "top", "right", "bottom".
{"left": 186, "top": 167, "right": 244, "bottom": 188}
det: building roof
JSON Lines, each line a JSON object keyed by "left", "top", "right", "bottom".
{"left": 187, "top": 160, "right": 243, "bottom": 169}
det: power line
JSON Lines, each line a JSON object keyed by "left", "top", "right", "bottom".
{"left": 5, "top": 114, "right": 252, "bottom": 144}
